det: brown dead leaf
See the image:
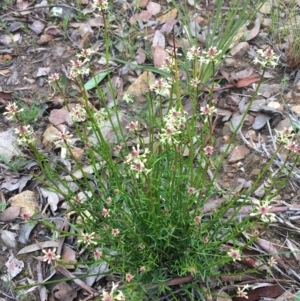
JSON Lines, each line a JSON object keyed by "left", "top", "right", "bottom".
{"left": 130, "top": 11, "right": 153, "bottom": 24}
{"left": 160, "top": 19, "right": 177, "bottom": 33}
{"left": 138, "top": 0, "right": 150, "bottom": 8}
{"left": 166, "top": 34, "right": 190, "bottom": 48}
{"left": 55, "top": 265, "right": 96, "bottom": 295}
{"left": 152, "top": 30, "right": 165, "bottom": 48}
{"left": 157, "top": 8, "right": 178, "bottom": 22}
{"left": 49, "top": 108, "right": 72, "bottom": 126}
{"left": 28, "top": 20, "right": 45, "bottom": 34}
{"left": 245, "top": 17, "right": 261, "bottom": 41}
{"left": 0, "top": 206, "right": 20, "bottom": 222}
{"left": 16, "top": 0, "right": 31, "bottom": 10}
{"left": 0, "top": 128, "right": 22, "bottom": 160}
{"left": 44, "top": 26, "right": 61, "bottom": 36}
{"left": 147, "top": 2, "right": 161, "bottom": 15}
{"left": 256, "top": 237, "right": 289, "bottom": 271}
{"left": 126, "top": 71, "right": 155, "bottom": 102}
{"left": 42, "top": 124, "right": 61, "bottom": 151}
{"left": 18, "top": 241, "right": 59, "bottom": 255}
{"left": 235, "top": 67, "right": 254, "bottom": 79}
{"left": 136, "top": 47, "right": 146, "bottom": 64}
{"left": 70, "top": 147, "right": 84, "bottom": 161}
{"left": 62, "top": 245, "right": 77, "bottom": 266}
{"left": 153, "top": 46, "right": 168, "bottom": 67}
{"left": 8, "top": 22, "right": 23, "bottom": 33}
{"left": 8, "top": 190, "right": 39, "bottom": 217}
{"left": 205, "top": 75, "right": 260, "bottom": 92}
{"left": 87, "top": 16, "right": 104, "bottom": 27}
{"left": 37, "top": 34, "right": 53, "bottom": 45}
{"left": 36, "top": 67, "right": 51, "bottom": 77}
{"left": 260, "top": 0, "right": 272, "bottom": 14}
{"left": 82, "top": 3, "right": 95, "bottom": 14}
{"left": 52, "top": 282, "right": 77, "bottom": 301}
{"left": 40, "top": 188, "right": 60, "bottom": 212}
{"left": 0, "top": 33, "right": 21, "bottom": 45}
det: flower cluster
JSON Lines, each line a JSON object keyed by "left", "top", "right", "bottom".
{"left": 200, "top": 104, "right": 216, "bottom": 116}
{"left": 236, "top": 284, "right": 250, "bottom": 299}
{"left": 227, "top": 248, "right": 241, "bottom": 262}
{"left": 76, "top": 48, "right": 95, "bottom": 60}
{"left": 149, "top": 78, "right": 171, "bottom": 97}
{"left": 101, "top": 282, "right": 126, "bottom": 301}
{"left": 48, "top": 73, "right": 60, "bottom": 83}
{"left": 70, "top": 104, "right": 87, "bottom": 122}
{"left": 159, "top": 108, "right": 187, "bottom": 145}
{"left": 4, "top": 102, "right": 24, "bottom": 121}
{"left": 93, "top": 0, "right": 109, "bottom": 12}
{"left": 253, "top": 48, "right": 279, "bottom": 68}
{"left": 125, "top": 144, "right": 151, "bottom": 178}
{"left": 186, "top": 46, "right": 221, "bottom": 64}
{"left": 42, "top": 248, "right": 61, "bottom": 264}
{"left": 88, "top": 108, "right": 108, "bottom": 129}
{"left": 15, "top": 125, "right": 34, "bottom": 145}
{"left": 70, "top": 59, "right": 90, "bottom": 78}
{"left": 274, "top": 127, "right": 300, "bottom": 154}
{"left": 203, "top": 145, "right": 214, "bottom": 156}
{"left": 78, "top": 232, "right": 97, "bottom": 246}
{"left": 202, "top": 46, "right": 221, "bottom": 62}
{"left": 186, "top": 46, "right": 201, "bottom": 61}
{"left": 126, "top": 121, "right": 139, "bottom": 132}
{"left": 54, "top": 129, "right": 73, "bottom": 148}
{"left": 250, "top": 200, "right": 276, "bottom": 223}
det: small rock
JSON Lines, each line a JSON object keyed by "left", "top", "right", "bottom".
{"left": 254, "top": 184, "right": 265, "bottom": 197}
{"left": 268, "top": 101, "right": 283, "bottom": 111}
{"left": 228, "top": 145, "right": 250, "bottom": 163}
{"left": 275, "top": 117, "right": 292, "bottom": 132}
{"left": 195, "top": 16, "right": 205, "bottom": 26}
{"left": 291, "top": 105, "right": 300, "bottom": 115}
{"left": 262, "top": 18, "right": 272, "bottom": 28}
{"left": 223, "top": 123, "right": 232, "bottom": 136}
{"left": 250, "top": 168, "right": 260, "bottom": 177}
{"left": 244, "top": 129, "right": 258, "bottom": 142}
{"left": 230, "top": 42, "right": 250, "bottom": 58}
{"left": 225, "top": 58, "right": 238, "bottom": 67}
{"left": 260, "top": 1, "right": 272, "bottom": 14}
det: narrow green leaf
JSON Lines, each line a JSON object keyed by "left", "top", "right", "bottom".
{"left": 97, "top": 54, "right": 171, "bottom": 77}
{"left": 84, "top": 71, "right": 108, "bottom": 90}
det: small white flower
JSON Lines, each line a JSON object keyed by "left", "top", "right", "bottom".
{"left": 187, "top": 46, "right": 201, "bottom": 61}
{"left": 250, "top": 201, "right": 276, "bottom": 223}
{"left": 42, "top": 248, "right": 60, "bottom": 264}
{"left": 254, "top": 48, "right": 279, "bottom": 68}
{"left": 227, "top": 248, "right": 241, "bottom": 262}
{"left": 78, "top": 232, "right": 97, "bottom": 245}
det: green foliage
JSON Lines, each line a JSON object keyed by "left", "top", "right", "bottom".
{"left": 0, "top": 154, "right": 29, "bottom": 172}
{"left": 18, "top": 102, "right": 40, "bottom": 125}
{"left": 8, "top": 0, "right": 297, "bottom": 299}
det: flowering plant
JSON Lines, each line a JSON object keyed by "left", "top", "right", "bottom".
{"left": 8, "top": 2, "right": 297, "bottom": 297}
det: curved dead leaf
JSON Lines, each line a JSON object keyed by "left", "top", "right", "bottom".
{"left": 245, "top": 17, "right": 261, "bottom": 41}
{"left": 252, "top": 114, "right": 271, "bottom": 130}
{"left": 0, "top": 206, "right": 20, "bottom": 222}
{"left": 18, "top": 240, "right": 59, "bottom": 255}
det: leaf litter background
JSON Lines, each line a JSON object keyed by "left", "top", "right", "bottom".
{"left": 1, "top": 0, "right": 300, "bottom": 300}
